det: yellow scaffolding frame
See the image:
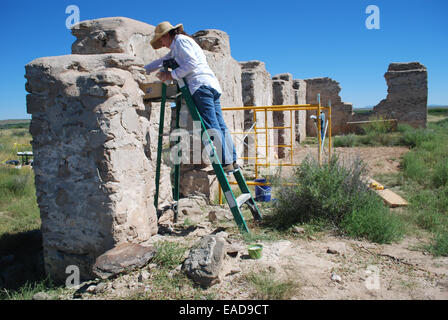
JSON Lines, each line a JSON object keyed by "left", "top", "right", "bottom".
{"left": 218, "top": 100, "right": 332, "bottom": 204}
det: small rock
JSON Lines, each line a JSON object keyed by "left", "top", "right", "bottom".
{"left": 86, "top": 285, "right": 97, "bottom": 293}
{"left": 94, "top": 282, "right": 107, "bottom": 294}
{"left": 181, "top": 207, "right": 203, "bottom": 216}
{"left": 331, "top": 273, "right": 342, "bottom": 283}
{"left": 293, "top": 226, "right": 305, "bottom": 234}
{"left": 147, "top": 263, "right": 157, "bottom": 270}
{"left": 92, "top": 243, "right": 157, "bottom": 279}
{"left": 215, "top": 231, "right": 229, "bottom": 239}
{"left": 208, "top": 211, "right": 218, "bottom": 222}
{"left": 327, "top": 242, "right": 346, "bottom": 255}
{"left": 214, "top": 208, "right": 233, "bottom": 221}
{"left": 308, "top": 235, "right": 317, "bottom": 241}
{"left": 226, "top": 243, "right": 243, "bottom": 258}
{"left": 32, "top": 292, "right": 51, "bottom": 300}
{"left": 182, "top": 235, "right": 226, "bottom": 288}
{"left": 225, "top": 268, "right": 241, "bottom": 276}
{"left": 138, "top": 270, "right": 150, "bottom": 282}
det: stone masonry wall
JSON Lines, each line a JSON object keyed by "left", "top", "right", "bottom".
{"left": 72, "top": 17, "right": 173, "bottom": 206}
{"left": 305, "top": 77, "right": 353, "bottom": 136}
{"left": 372, "top": 62, "right": 427, "bottom": 128}
{"left": 240, "top": 61, "right": 273, "bottom": 164}
{"left": 292, "top": 79, "right": 307, "bottom": 143}
{"left": 25, "top": 53, "right": 157, "bottom": 281}
{"left": 272, "top": 73, "right": 295, "bottom": 159}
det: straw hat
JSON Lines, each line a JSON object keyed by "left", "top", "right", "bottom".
{"left": 150, "top": 21, "right": 184, "bottom": 49}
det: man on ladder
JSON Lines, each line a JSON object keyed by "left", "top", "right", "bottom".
{"left": 144, "top": 21, "right": 261, "bottom": 233}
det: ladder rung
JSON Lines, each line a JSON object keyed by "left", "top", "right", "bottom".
{"left": 236, "top": 193, "right": 252, "bottom": 208}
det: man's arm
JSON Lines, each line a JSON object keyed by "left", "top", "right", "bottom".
{"left": 144, "top": 53, "right": 171, "bottom": 74}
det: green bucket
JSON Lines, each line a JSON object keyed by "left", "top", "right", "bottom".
{"left": 248, "top": 244, "right": 263, "bottom": 259}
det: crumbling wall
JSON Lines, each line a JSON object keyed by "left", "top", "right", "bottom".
{"left": 272, "top": 73, "right": 295, "bottom": 159}
{"left": 305, "top": 77, "right": 353, "bottom": 136}
{"left": 25, "top": 17, "right": 177, "bottom": 282}
{"left": 25, "top": 53, "right": 157, "bottom": 282}
{"left": 292, "top": 79, "right": 307, "bottom": 143}
{"left": 71, "top": 17, "right": 164, "bottom": 65}
{"left": 240, "top": 61, "right": 273, "bottom": 163}
{"left": 372, "top": 62, "right": 427, "bottom": 128}
{"left": 72, "top": 17, "right": 174, "bottom": 205}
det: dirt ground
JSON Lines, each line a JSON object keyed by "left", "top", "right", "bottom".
{"left": 283, "top": 144, "right": 409, "bottom": 176}
{"left": 93, "top": 212, "right": 448, "bottom": 300}
{"left": 68, "top": 145, "right": 448, "bottom": 300}
{"left": 208, "top": 145, "right": 447, "bottom": 300}
{"left": 214, "top": 232, "right": 448, "bottom": 300}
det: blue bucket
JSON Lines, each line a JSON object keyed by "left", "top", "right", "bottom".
{"left": 254, "top": 178, "right": 271, "bottom": 202}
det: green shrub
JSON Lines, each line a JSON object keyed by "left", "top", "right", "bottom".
{"left": 408, "top": 186, "right": 448, "bottom": 233}
{"left": 424, "top": 231, "right": 448, "bottom": 257}
{"left": 398, "top": 126, "right": 432, "bottom": 148}
{"left": 432, "top": 159, "right": 448, "bottom": 188}
{"left": 244, "top": 270, "right": 297, "bottom": 300}
{"left": 364, "top": 116, "right": 394, "bottom": 135}
{"left": 153, "top": 241, "right": 187, "bottom": 269}
{"left": 341, "top": 196, "right": 404, "bottom": 243}
{"left": 269, "top": 155, "right": 403, "bottom": 243}
{"left": 0, "top": 168, "right": 33, "bottom": 197}
{"left": 333, "top": 134, "right": 357, "bottom": 147}
{"left": 402, "top": 151, "right": 430, "bottom": 185}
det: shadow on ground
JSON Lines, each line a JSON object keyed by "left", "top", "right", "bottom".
{"left": 0, "top": 229, "right": 45, "bottom": 291}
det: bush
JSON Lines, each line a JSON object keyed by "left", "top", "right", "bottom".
{"left": 153, "top": 241, "right": 187, "bottom": 269}
{"left": 269, "top": 155, "right": 404, "bottom": 243}
{"left": 432, "top": 159, "right": 448, "bottom": 188}
{"left": 430, "top": 231, "right": 448, "bottom": 257}
{"left": 0, "top": 168, "right": 33, "bottom": 197}
{"left": 398, "top": 125, "right": 433, "bottom": 148}
{"left": 408, "top": 186, "right": 448, "bottom": 233}
{"left": 402, "top": 151, "right": 430, "bottom": 185}
{"left": 333, "top": 134, "right": 357, "bottom": 147}
{"left": 340, "top": 196, "right": 404, "bottom": 243}
{"left": 364, "top": 116, "right": 394, "bottom": 135}
{"left": 244, "top": 270, "right": 297, "bottom": 300}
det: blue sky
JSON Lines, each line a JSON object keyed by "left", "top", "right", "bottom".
{"left": 1, "top": 0, "right": 447, "bottom": 119}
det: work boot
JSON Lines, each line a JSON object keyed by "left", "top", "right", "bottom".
{"left": 223, "top": 163, "right": 235, "bottom": 174}
{"left": 233, "top": 161, "right": 242, "bottom": 171}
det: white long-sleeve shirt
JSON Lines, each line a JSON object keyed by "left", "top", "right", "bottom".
{"left": 144, "top": 34, "right": 222, "bottom": 96}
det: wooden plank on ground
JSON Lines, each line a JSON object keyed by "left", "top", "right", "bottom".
{"left": 367, "top": 178, "right": 408, "bottom": 208}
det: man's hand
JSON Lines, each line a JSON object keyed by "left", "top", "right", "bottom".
{"left": 156, "top": 71, "right": 173, "bottom": 82}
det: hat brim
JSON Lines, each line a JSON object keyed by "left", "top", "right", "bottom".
{"left": 150, "top": 24, "right": 183, "bottom": 49}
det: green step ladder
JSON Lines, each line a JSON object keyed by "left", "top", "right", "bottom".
{"left": 153, "top": 60, "right": 262, "bottom": 234}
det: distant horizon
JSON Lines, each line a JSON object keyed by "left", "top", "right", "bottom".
{"left": 2, "top": 105, "right": 447, "bottom": 122}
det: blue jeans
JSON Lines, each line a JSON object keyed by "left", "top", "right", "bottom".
{"left": 192, "top": 85, "right": 237, "bottom": 165}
